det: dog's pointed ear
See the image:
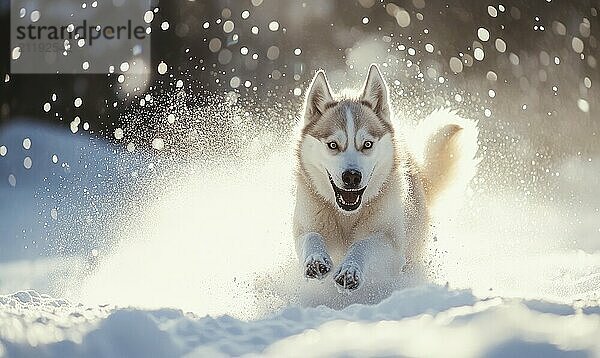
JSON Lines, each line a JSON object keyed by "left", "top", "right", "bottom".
{"left": 360, "top": 64, "right": 390, "bottom": 121}
{"left": 304, "top": 70, "right": 334, "bottom": 119}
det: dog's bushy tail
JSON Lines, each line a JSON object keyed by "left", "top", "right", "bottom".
{"left": 412, "top": 108, "right": 479, "bottom": 208}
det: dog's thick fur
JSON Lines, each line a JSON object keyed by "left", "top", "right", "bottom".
{"left": 293, "top": 65, "right": 479, "bottom": 291}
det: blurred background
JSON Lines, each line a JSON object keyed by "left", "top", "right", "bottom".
{"left": 0, "top": 0, "right": 599, "bottom": 307}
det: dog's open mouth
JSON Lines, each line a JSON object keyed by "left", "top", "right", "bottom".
{"left": 328, "top": 175, "right": 366, "bottom": 212}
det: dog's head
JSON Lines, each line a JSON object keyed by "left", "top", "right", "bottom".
{"left": 298, "top": 65, "right": 396, "bottom": 213}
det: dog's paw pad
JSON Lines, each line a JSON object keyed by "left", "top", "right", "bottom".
{"left": 304, "top": 254, "right": 332, "bottom": 280}
{"left": 334, "top": 264, "right": 362, "bottom": 291}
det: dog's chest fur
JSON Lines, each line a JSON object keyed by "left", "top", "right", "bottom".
{"left": 293, "top": 164, "right": 422, "bottom": 261}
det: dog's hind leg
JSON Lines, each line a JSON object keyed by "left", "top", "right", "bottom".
{"left": 298, "top": 232, "right": 333, "bottom": 280}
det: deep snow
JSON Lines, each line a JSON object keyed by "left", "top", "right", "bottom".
{"left": 1, "top": 117, "right": 600, "bottom": 357}
{"left": 2, "top": 285, "right": 600, "bottom": 357}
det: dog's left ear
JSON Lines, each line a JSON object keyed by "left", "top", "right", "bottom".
{"left": 360, "top": 64, "right": 390, "bottom": 121}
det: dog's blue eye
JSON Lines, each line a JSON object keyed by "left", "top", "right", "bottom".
{"left": 363, "top": 141, "right": 373, "bottom": 149}
{"left": 327, "top": 142, "right": 338, "bottom": 150}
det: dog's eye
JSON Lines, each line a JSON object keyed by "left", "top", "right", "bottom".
{"left": 327, "top": 141, "right": 338, "bottom": 150}
{"left": 363, "top": 141, "right": 373, "bottom": 149}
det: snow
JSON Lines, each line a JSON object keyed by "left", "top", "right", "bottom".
{"left": 2, "top": 286, "right": 600, "bottom": 357}
{"left": 1, "top": 117, "right": 600, "bottom": 357}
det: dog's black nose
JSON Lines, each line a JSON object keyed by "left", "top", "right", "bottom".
{"left": 342, "top": 169, "right": 362, "bottom": 188}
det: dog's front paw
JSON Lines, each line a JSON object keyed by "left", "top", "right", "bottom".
{"left": 334, "top": 263, "right": 362, "bottom": 291}
{"left": 304, "top": 253, "right": 332, "bottom": 280}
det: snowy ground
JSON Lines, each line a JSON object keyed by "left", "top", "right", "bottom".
{"left": 2, "top": 285, "right": 600, "bottom": 358}
{"left": 1, "top": 118, "right": 600, "bottom": 357}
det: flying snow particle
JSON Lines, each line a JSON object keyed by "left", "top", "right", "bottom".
{"left": 218, "top": 49, "right": 232, "bottom": 65}
{"left": 251, "top": 26, "right": 259, "bottom": 34}
{"left": 74, "top": 97, "right": 82, "bottom": 107}
{"left": 240, "top": 47, "right": 249, "bottom": 55}
{"left": 488, "top": 89, "right": 496, "bottom": 98}
{"left": 176, "top": 80, "right": 184, "bottom": 88}
{"left": 143, "top": 10, "right": 154, "bottom": 23}
{"left": 487, "top": 71, "right": 497, "bottom": 81}
{"left": 484, "top": 108, "right": 492, "bottom": 117}
{"left": 82, "top": 61, "right": 90, "bottom": 70}
{"left": 22, "top": 138, "right": 31, "bottom": 150}
{"left": 577, "top": 99, "right": 590, "bottom": 113}
{"left": 223, "top": 20, "right": 234, "bottom": 33}
{"left": 43, "top": 103, "right": 51, "bottom": 112}
{"left": 449, "top": 57, "right": 463, "bottom": 73}
{"left": 230, "top": 76, "right": 240, "bottom": 88}
{"left": 408, "top": 48, "right": 416, "bottom": 56}
{"left": 488, "top": 6, "right": 497, "bottom": 17}
{"left": 161, "top": 21, "right": 170, "bottom": 30}
{"left": 425, "top": 43, "right": 434, "bottom": 53}
{"left": 571, "top": 37, "right": 584, "bottom": 53}
{"left": 8, "top": 174, "right": 16, "bottom": 187}
{"left": 117, "top": 74, "right": 125, "bottom": 83}
{"left": 30, "top": 10, "right": 40, "bottom": 22}
{"left": 294, "top": 48, "right": 302, "bottom": 56}
{"left": 127, "top": 143, "right": 135, "bottom": 152}
{"left": 293, "top": 87, "right": 302, "bottom": 96}
{"left": 157, "top": 61, "right": 167, "bottom": 75}
{"left": 23, "top": 157, "right": 32, "bottom": 169}
{"left": 114, "top": 128, "right": 124, "bottom": 140}
{"left": 120, "top": 62, "right": 130, "bottom": 72}
{"left": 0, "top": 146, "right": 6, "bottom": 156}
{"left": 495, "top": 38, "right": 506, "bottom": 53}
{"left": 152, "top": 138, "right": 165, "bottom": 150}
{"left": 268, "top": 21, "right": 279, "bottom": 31}
{"left": 12, "top": 47, "right": 21, "bottom": 60}
{"left": 554, "top": 56, "right": 560, "bottom": 65}
{"left": 454, "top": 94, "right": 462, "bottom": 102}
{"left": 267, "top": 46, "right": 280, "bottom": 60}
{"left": 552, "top": 21, "right": 566, "bottom": 35}
{"left": 52, "top": 154, "right": 58, "bottom": 164}
{"left": 362, "top": 17, "right": 369, "bottom": 24}
{"left": 584, "top": 77, "right": 592, "bottom": 88}
{"left": 241, "top": 10, "right": 250, "bottom": 19}
{"left": 477, "top": 27, "right": 490, "bottom": 42}
{"left": 209, "top": 38, "right": 222, "bottom": 52}
{"left": 51, "top": 208, "right": 58, "bottom": 220}
{"left": 474, "top": 48, "right": 485, "bottom": 61}
{"left": 395, "top": 10, "right": 411, "bottom": 27}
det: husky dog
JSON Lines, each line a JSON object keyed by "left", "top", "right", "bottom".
{"left": 293, "top": 65, "right": 478, "bottom": 291}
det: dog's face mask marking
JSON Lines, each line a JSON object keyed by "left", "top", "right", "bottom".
{"left": 299, "top": 66, "right": 396, "bottom": 213}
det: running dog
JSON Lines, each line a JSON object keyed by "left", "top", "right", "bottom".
{"left": 293, "top": 64, "right": 478, "bottom": 291}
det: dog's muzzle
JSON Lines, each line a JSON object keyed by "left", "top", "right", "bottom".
{"left": 328, "top": 173, "right": 366, "bottom": 212}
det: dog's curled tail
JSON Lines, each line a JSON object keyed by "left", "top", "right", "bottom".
{"left": 413, "top": 108, "right": 479, "bottom": 208}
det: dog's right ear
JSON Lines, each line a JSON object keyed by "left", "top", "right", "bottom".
{"left": 304, "top": 70, "right": 334, "bottom": 119}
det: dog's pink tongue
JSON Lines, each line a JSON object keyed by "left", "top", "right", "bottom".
{"left": 340, "top": 190, "right": 359, "bottom": 204}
